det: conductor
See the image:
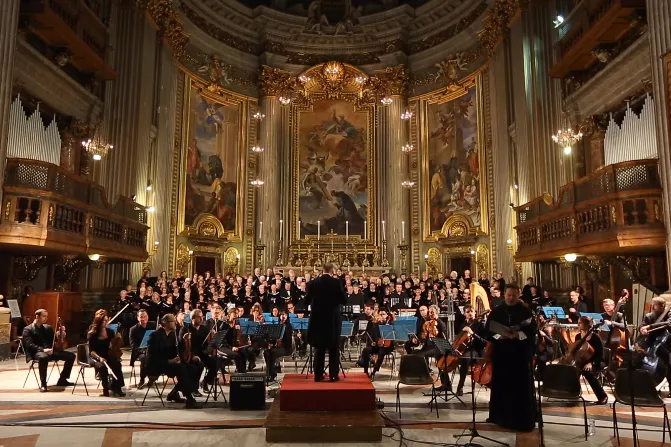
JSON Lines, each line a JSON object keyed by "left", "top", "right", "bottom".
{"left": 306, "top": 263, "right": 347, "bottom": 382}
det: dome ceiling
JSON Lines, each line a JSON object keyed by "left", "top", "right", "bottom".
{"left": 237, "top": 1, "right": 431, "bottom": 19}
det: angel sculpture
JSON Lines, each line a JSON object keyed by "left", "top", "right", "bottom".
{"left": 434, "top": 53, "right": 468, "bottom": 85}
{"left": 305, "top": 0, "right": 330, "bottom": 34}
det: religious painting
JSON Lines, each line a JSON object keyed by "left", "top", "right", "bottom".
{"left": 297, "top": 99, "right": 369, "bottom": 238}
{"left": 427, "top": 87, "right": 481, "bottom": 233}
{"left": 182, "top": 85, "right": 240, "bottom": 233}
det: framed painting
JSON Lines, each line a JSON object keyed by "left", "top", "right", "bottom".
{"left": 294, "top": 98, "right": 374, "bottom": 241}
{"left": 178, "top": 78, "right": 246, "bottom": 239}
{"left": 422, "top": 77, "right": 488, "bottom": 239}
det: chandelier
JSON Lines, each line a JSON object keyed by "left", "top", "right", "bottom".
{"left": 401, "top": 143, "right": 414, "bottom": 153}
{"left": 380, "top": 96, "right": 393, "bottom": 105}
{"left": 82, "top": 136, "right": 113, "bottom": 161}
{"left": 253, "top": 112, "right": 265, "bottom": 120}
{"left": 251, "top": 145, "right": 264, "bottom": 153}
{"left": 355, "top": 76, "right": 367, "bottom": 85}
{"left": 401, "top": 179, "right": 415, "bottom": 188}
{"left": 250, "top": 179, "right": 264, "bottom": 187}
{"left": 279, "top": 96, "right": 292, "bottom": 105}
{"left": 400, "top": 109, "right": 414, "bottom": 120}
{"left": 552, "top": 127, "right": 583, "bottom": 155}
{"left": 298, "top": 75, "right": 312, "bottom": 83}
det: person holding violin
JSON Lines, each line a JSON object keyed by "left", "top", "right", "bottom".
{"left": 418, "top": 305, "right": 450, "bottom": 392}
{"left": 574, "top": 316, "right": 608, "bottom": 404}
{"left": 178, "top": 309, "right": 211, "bottom": 396}
{"left": 356, "top": 309, "right": 394, "bottom": 380}
{"left": 22, "top": 309, "right": 75, "bottom": 392}
{"left": 219, "top": 308, "right": 249, "bottom": 373}
{"left": 404, "top": 305, "right": 428, "bottom": 354}
{"left": 87, "top": 309, "right": 126, "bottom": 397}
{"left": 264, "top": 311, "right": 294, "bottom": 382}
{"left": 454, "top": 305, "right": 487, "bottom": 396}
{"left": 146, "top": 313, "right": 201, "bottom": 408}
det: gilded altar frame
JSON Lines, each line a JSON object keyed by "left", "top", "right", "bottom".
{"left": 416, "top": 71, "right": 491, "bottom": 242}
{"left": 176, "top": 76, "right": 249, "bottom": 241}
{"left": 290, "top": 62, "right": 378, "bottom": 246}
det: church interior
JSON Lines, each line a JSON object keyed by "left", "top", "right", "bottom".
{"left": 0, "top": 0, "right": 670, "bottom": 445}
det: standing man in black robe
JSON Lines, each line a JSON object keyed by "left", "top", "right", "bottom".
{"left": 306, "top": 263, "right": 346, "bottom": 382}
{"left": 486, "top": 284, "right": 536, "bottom": 432}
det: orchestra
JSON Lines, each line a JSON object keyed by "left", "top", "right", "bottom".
{"left": 19, "top": 265, "right": 671, "bottom": 429}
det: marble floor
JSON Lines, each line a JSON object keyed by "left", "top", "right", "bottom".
{"left": 0, "top": 348, "right": 669, "bottom": 447}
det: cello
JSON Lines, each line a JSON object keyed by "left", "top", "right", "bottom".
{"left": 559, "top": 323, "right": 600, "bottom": 370}
{"left": 438, "top": 312, "right": 489, "bottom": 372}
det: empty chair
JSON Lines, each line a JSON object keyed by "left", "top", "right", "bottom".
{"left": 395, "top": 354, "right": 437, "bottom": 419}
{"left": 540, "top": 363, "right": 588, "bottom": 440}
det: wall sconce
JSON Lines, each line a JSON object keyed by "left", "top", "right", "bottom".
{"left": 564, "top": 253, "right": 578, "bottom": 262}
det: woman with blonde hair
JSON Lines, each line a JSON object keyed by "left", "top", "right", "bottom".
{"left": 250, "top": 303, "right": 265, "bottom": 323}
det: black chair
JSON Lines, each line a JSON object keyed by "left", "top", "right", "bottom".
{"left": 23, "top": 357, "right": 61, "bottom": 390}
{"left": 140, "top": 375, "right": 173, "bottom": 407}
{"left": 539, "top": 364, "right": 588, "bottom": 440}
{"left": 71, "top": 344, "right": 96, "bottom": 396}
{"left": 612, "top": 368, "right": 671, "bottom": 445}
{"left": 395, "top": 354, "right": 437, "bottom": 419}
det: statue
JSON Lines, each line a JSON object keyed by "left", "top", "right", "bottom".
{"left": 305, "top": 0, "right": 330, "bottom": 34}
{"left": 334, "top": 0, "right": 362, "bottom": 35}
{"left": 434, "top": 53, "right": 468, "bottom": 85}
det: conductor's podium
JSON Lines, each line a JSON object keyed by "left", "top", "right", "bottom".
{"left": 264, "top": 373, "right": 383, "bottom": 443}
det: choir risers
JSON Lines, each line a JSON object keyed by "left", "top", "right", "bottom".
{"left": 515, "top": 159, "right": 665, "bottom": 261}
{"left": 0, "top": 158, "right": 148, "bottom": 261}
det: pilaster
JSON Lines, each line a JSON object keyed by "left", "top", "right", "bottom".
{"left": 0, "top": 0, "right": 20, "bottom": 204}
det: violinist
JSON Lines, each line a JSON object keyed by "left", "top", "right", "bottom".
{"left": 178, "top": 309, "right": 211, "bottom": 396}
{"left": 219, "top": 308, "right": 249, "bottom": 373}
{"left": 454, "top": 305, "right": 487, "bottom": 396}
{"left": 207, "top": 304, "right": 227, "bottom": 333}
{"left": 356, "top": 310, "right": 394, "bottom": 380}
{"left": 146, "top": 313, "right": 201, "bottom": 408}
{"left": 22, "top": 309, "right": 75, "bottom": 392}
{"left": 129, "top": 309, "right": 152, "bottom": 389}
{"left": 264, "top": 311, "right": 294, "bottom": 382}
{"left": 87, "top": 309, "right": 125, "bottom": 397}
{"left": 418, "top": 305, "right": 450, "bottom": 392}
{"left": 574, "top": 316, "right": 608, "bottom": 404}
{"left": 404, "top": 305, "right": 428, "bottom": 354}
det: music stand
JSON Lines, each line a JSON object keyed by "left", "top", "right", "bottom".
{"left": 340, "top": 322, "right": 355, "bottom": 361}
{"left": 206, "top": 328, "right": 229, "bottom": 404}
{"left": 106, "top": 323, "right": 119, "bottom": 334}
{"left": 541, "top": 307, "right": 566, "bottom": 319}
{"left": 139, "top": 330, "right": 155, "bottom": 349}
{"left": 240, "top": 320, "right": 259, "bottom": 338}
{"left": 428, "top": 338, "right": 466, "bottom": 406}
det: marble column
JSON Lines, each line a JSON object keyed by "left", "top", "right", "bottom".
{"left": 0, "top": 1, "right": 20, "bottom": 205}
{"left": 257, "top": 96, "right": 282, "bottom": 269}
{"left": 379, "top": 97, "right": 409, "bottom": 272}
{"left": 646, "top": 0, "right": 671, "bottom": 280}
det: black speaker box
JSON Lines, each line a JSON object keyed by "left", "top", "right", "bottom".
{"left": 229, "top": 372, "right": 266, "bottom": 410}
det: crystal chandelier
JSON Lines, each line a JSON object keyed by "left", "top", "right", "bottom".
{"left": 400, "top": 109, "right": 414, "bottom": 120}
{"left": 82, "top": 136, "right": 113, "bottom": 161}
{"left": 380, "top": 97, "right": 393, "bottom": 105}
{"left": 279, "top": 96, "right": 292, "bottom": 105}
{"left": 401, "top": 143, "right": 414, "bottom": 153}
{"left": 253, "top": 112, "right": 265, "bottom": 120}
{"left": 401, "top": 179, "right": 415, "bottom": 188}
{"left": 251, "top": 145, "right": 264, "bottom": 153}
{"left": 250, "top": 179, "right": 264, "bottom": 187}
{"left": 552, "top": 127, "right": 583, "bottom": 155}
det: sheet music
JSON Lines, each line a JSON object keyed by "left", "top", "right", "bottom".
{"left": 488, "top": 319, "right": 527, "bottom": 340}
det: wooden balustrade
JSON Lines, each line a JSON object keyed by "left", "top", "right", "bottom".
{"left": 0, "top": 158, "right": 148, "bottom": 261}
{"left": 515, "top": 159, "right": 665, "bottom": 261}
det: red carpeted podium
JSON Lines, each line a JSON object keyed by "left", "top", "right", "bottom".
{"left": 279, "top": 373, "right": 376, "bottom": 411}
{"left": 265, "top": 373, "right": 383, "bottom": 443}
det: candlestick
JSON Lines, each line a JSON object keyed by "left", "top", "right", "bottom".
{"left": 279, "top": 219, "right": 283, "bottom": 239}
{"left": 346, "top": 221, "right": 349, "bottom": 240}
{"left": 298, "top": 220, "right": 301, "bottom": 239}
{"left": 364, "top": 220, "right": 367, "bottom": 239}
{"left": 317, "top": 220, "right": 321, "bottom": 240}
{"left": 259, "top": 221, "right": 263, "bottom": 240}
{"left": 382, "top": 220, "right": 386, "bottom": 240}
{"left": 401, "top": 221, "right": 405, "bottom": 242}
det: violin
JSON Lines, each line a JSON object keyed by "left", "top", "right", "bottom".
{"left": 422, "top": 319, "right": 439, "bottom": 340}
{"left": 181, "top": 324, "right": 193, "bottom": 363}
{"left": 53, "top": 317, "right": 67, "bottom": 351}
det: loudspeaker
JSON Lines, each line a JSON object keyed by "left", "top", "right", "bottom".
{"left": 229, "top": 373, "right": 266, "bottom": 410}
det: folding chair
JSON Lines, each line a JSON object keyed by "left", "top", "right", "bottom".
{"left": 23, "top": 358, "right": 60, "bottom": 390}
{"left": 14, "top": 337, "right": 25, "bottom": 359}
{"left": 72, "top": 344, "right": 96, "bottom": 396}
{"left": 141, "top": 374, "right": 174, "bottom": 407}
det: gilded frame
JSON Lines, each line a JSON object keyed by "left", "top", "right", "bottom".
{"left": 177, "top": 76, "right": 248, "bottom": 241}
{"left": 290, "top": 64, "right": 377, "bottom": 245}
{"left": 419, "top": 72, "right": 490, "bottom": 242}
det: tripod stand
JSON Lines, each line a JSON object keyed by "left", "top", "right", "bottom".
{"left": 426, "top": 338, "right": 467, "bottom": 406}
{"left": 454, "top": 349, "right": 508, "bottom": 447}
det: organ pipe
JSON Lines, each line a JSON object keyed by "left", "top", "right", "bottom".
{"left": 604, "top": 94, "right": 658, "bottom": 165}
{"left": 7, "top": 95, "right": 61, "bottom": 165}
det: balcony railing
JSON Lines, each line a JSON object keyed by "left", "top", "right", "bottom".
{"left": 0, "top": 158, "right": 148, "bottom": 261}
{"left": 515, "top": 159, "right": 665, "bottom": 261}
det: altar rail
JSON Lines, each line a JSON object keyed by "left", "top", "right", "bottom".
{"left": 0, "top": 158, "right": 148, "bottom": 261}
{"left": 515, "top": 159, "right": 665, "bottom": 261}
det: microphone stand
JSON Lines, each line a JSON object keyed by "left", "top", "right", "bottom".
{"left": 534, "top": 314, "right": 546, "bottom": 447}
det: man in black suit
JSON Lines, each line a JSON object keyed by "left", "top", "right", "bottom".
{"left": 22, "top": 309, "right": 75, "bottom": 392}
{"left": 306, "top": 263, "right": 346, "bottom": 382}
{"left": 129, "top": 309, "right": 154, "bottom": 389}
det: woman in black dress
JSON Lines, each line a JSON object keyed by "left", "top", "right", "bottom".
{"left": 87, "top": 309, "right": 125, "bottom": 397}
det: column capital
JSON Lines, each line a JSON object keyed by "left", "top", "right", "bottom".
{"left": 259, "top": 65, "right": 299, "bottom": 98}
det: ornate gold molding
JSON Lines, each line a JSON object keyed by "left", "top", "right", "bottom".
{"left": 259, "top": 66, "right": 301, "bottom": 98}
{"left": 134, "top": 0, "right": 189, "bottom": 58}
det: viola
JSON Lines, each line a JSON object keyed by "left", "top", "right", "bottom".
{"left": 181, "top": 324, "right": 193, "bottom": 363}
{"left": 109, "top": 332, "right": 123, "bottom": 360}
{"left": 53, "top": 317, "right": 68, "bottom": 351}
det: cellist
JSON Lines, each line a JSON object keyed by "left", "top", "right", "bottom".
{"left": 356, "top": 310, "right": 394, "bottom": 380}
{"left": 573, "top": 316, "right": 608, "bottom": 404}
{"left": 454, "top": 305, "right": 487, "bottom": 396}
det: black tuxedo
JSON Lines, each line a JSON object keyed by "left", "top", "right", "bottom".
{"left": 146, "top": 328, "right": 196, "bottom": 395}
{"left": 306, "top": 274, "right": 346, "bottom": 379}
{"left": 22, "top": 323, "right": 75, "bottom": 386}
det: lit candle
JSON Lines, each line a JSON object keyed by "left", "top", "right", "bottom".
{"left": 346, "top": 221, "right": 349, "bottom": 240}
{"left": 382, "top": 220, "right": 386, "bottom": 239}
{"left": 364, "top": 220, "right": 367, "bottom": 239}
{"left": 298, "top": 220, "right": 301, "bottom": 239}
{"left": 279, "top": 219, "right": 283, "bottom": 239}
{"left": 317, "top": 220, "right": 321, "bottom": 240}
{"left": 259, "top": 221, "right": 263, "bottom": 240}
{"left": 402, "top": 221, "right": 405, "bottom": 242}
